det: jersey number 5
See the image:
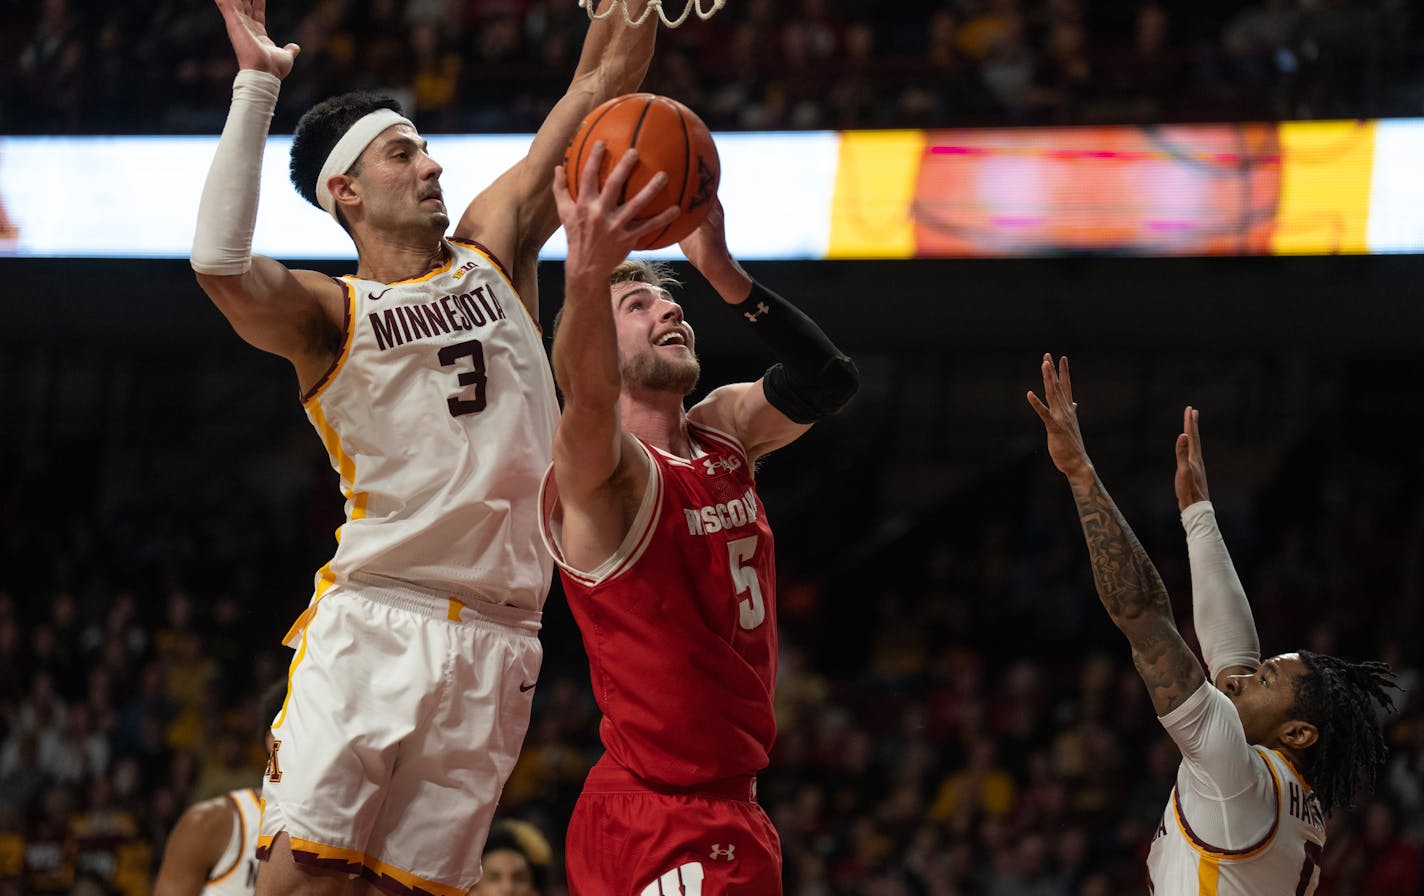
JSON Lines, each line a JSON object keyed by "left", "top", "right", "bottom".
{"left": 439, "top": 339, "right": 488, "bottom": 417}
{"left": 728, "top": 536, "right": 766, "bottom": 630}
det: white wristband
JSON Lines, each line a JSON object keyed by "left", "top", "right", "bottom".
{"left": 191, "top": 70, "right": 280, "bottom": 275}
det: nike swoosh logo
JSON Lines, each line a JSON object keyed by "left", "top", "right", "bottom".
{"left": 519, "top": 681, "right": 536, "bottom": 693}
{"left": 370, "top": 288, "right": 393, "bottom": 301}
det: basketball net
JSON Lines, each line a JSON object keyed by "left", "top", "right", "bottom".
{"left": 579, "top": 0, "right": 725, "bottom": 28}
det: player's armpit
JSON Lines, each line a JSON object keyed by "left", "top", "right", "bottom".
{"left": 196, "top": 259, "right": 345, "bottom": 388}
{"left": 554, "top": 407, "right": 632, "bottom": 498}
{"left": 553, "top": 427, "right": 651, "bottom": 573}
{"left": 1129, "top": 619, "right": 1208, "bottom": 717}
{"left": 452, "top": 167, "right": 524, "bottom": 299}
{"left": 690, "top": 382, "right": 811, "bottom": 464}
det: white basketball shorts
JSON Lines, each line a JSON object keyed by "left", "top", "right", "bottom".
{"left": 257, "top": 583, "right": 542, "bottom": 896}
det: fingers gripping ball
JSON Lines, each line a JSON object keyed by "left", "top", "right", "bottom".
{"left": 564, "top": 93, "right": 720, "bottom": 250}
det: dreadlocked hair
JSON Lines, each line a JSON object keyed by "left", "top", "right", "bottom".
{"left": 1291, "top": 650, "right": 1399, "bottom": 816}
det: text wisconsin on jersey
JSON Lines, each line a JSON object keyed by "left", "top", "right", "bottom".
{"left": 369, "top": 284, "right": 507, "bottom": 351}
{"left": 684, "top": 487, "right": 759, "bottom": 536}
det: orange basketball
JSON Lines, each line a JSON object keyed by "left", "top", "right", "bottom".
{"left": 564, "top": 93, "right": 720, "bottom": 250}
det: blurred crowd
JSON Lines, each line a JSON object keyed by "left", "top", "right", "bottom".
{"left": 0, "top": 387, "right": 1420, "bottom": 895}
{"left": 3, "top": 0, "right": 1423, "bottom": 135}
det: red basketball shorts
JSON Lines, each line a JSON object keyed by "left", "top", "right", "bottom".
{"left": 565, "top": 759, "right": 782, "bottom": 895}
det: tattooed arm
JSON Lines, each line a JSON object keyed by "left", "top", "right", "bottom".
{"left": 1028, "top": 355, "right": 1206, "bottom": 716}
{"left": 1068, "top": 475, "right": 1207, "bottom": 715}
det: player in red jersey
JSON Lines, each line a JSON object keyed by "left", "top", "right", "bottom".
{"left": 539, "top": 145, "right": 859, "bottom": 895}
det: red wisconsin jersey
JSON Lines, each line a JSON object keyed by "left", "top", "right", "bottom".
{"left": 540, "top": 422, "right": 777, "bottom": 789}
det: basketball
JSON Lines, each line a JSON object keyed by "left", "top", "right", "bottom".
{"left": 564, "top": 93, "right": 720, "bottom": 250}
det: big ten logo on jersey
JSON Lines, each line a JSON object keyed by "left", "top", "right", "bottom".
{"left": 450, "top": 260, "right": 477, "bottom": 280}
{"left": 641, "top": 862, "right": 705, "bottom": 896}
{"left": 702, "top": 454, "right": 742, "bottom": 477}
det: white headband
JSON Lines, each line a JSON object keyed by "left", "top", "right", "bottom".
{"left": 316, "top": 109, "right": 414, "bottom": 220}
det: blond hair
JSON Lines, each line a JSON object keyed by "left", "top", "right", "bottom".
{"left": 551, "top": 261, "right": 682, "bottom": 340}
{"left": 609, "top": 259, "right": 681, "bottom": 289}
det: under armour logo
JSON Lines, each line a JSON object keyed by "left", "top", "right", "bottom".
{"left": 742, "top": 302, "right": 770, "bottom": 323}
{"left": 709, "top": 843, "right": 736, "bottom": 862}
{"left": 640, "top": 862, "right": 704, "bottom": 895}
{"left": 703, "top": 455, "right": 743, "bottom": 476}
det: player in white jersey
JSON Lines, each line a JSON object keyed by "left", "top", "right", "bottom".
{"left": 153, "top": 788, "right": 263, "bottom": 896}
{"left": 188, "top": 1, "right": 662, "bottom": 894}
{"left": 1028, "top": 357, "right": 1398, "bottom": 896}
{"left": 155, "top": 685, "right": 285, "bottom": 896}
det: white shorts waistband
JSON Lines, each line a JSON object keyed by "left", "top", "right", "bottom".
{"left": 351, "top": 583, "right": 542, "bottom": 635}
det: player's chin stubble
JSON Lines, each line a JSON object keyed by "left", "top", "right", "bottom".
{"left": 624, "top": 352, "right": 700, "bottom": 396}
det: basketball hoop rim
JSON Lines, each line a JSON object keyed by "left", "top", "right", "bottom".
{"left": 578, "top": 0, "right": 726, "bottom": 28}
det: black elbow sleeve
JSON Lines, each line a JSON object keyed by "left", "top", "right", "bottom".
{"left": 762, "top": 355, "right": 860, "bottom": 424}
{"left": 735, "top": 279, "right": 858, "bottom": 423}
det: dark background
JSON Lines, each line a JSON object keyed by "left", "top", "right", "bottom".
{"left": 2, "top": 250, "right": 1420, "bottom": 893}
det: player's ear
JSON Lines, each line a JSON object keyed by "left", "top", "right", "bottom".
{"left": 329, "top": 174, "right": 360, "bottom": 209}
{"left": 1279, "top": 719, "right": 1318, "bottom": 752}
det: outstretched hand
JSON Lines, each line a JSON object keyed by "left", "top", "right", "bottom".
{"left": 1027, "top": 354, "right": 1095, "bottom": 485}
{"left": 214, "top": 0, "right": 301, "bottom": 78}
{"left": 1174, "top": 406, "right": 1209, "bottom": 511}
{"left": 678, "top": 197, "right": 749, "bottom": 300}
{"left": 553, "top": 143, "right": 680, "bottom": 285}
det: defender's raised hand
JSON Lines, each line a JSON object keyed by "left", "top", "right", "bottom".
{"left": 1027, "top": 353, "right": 1094, "bottom": 485}
{"left": 678, "top": 196, "right": 751, "bottom": 302}
{"left": 553, "top": 143, "right": 680, "bottom": 284}
{"left": 214, "top": 0, "right": 301, "bottom": 78}
{"left": 1174, "top": 405, "right": 1210, "bottom": 511}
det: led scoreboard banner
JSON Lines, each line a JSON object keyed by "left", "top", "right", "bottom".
{"left": 2, "top": 119, "right": 1422, "bottom": 261}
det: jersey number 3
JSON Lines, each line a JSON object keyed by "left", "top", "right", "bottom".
{"left": 728, "top": 536, "right": 766, "bottom": 630}
{"left": 439, "top": 339, "right": 488, "bottom": 417}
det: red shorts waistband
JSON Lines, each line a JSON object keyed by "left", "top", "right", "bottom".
{"left": 583, "top": 756, "right": 758, "bottom": 803}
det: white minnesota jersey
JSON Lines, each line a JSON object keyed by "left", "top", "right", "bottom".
{"left": 203, "top": 788, "right": 261, "bottom": 896}
{"left": 292, "top": 239, "right": 558, "bottom": 642}
{"left": 1148, "top": 687, "right": 1326, "bottom": 896}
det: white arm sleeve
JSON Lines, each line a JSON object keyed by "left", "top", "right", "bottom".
{"left": 191, "top": 70, "right": 280, "bottom": 276}
{"left": 1183, "top": 500, "right": 1261, "bottom": 682}
{"left": 1160, "top": 681, "right": 1277, "bottom": 849}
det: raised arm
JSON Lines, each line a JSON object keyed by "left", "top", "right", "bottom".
{"left": 1175, "top": 406, "right": 1261, "bottom": 689}
{"left": 454, "top": 0, "right": 660, "bottom": 303}
{"left": 1028, "top": 355, "right": 1206, "bottom": 716}
{"left": 191, "top": 0, "right": 346, "bottom": 391}
{"left": 682, "top": 198, "right": 859, "bottom": 462}
{"left": 549, "top": 146, "right": 679, "bottom": 570}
